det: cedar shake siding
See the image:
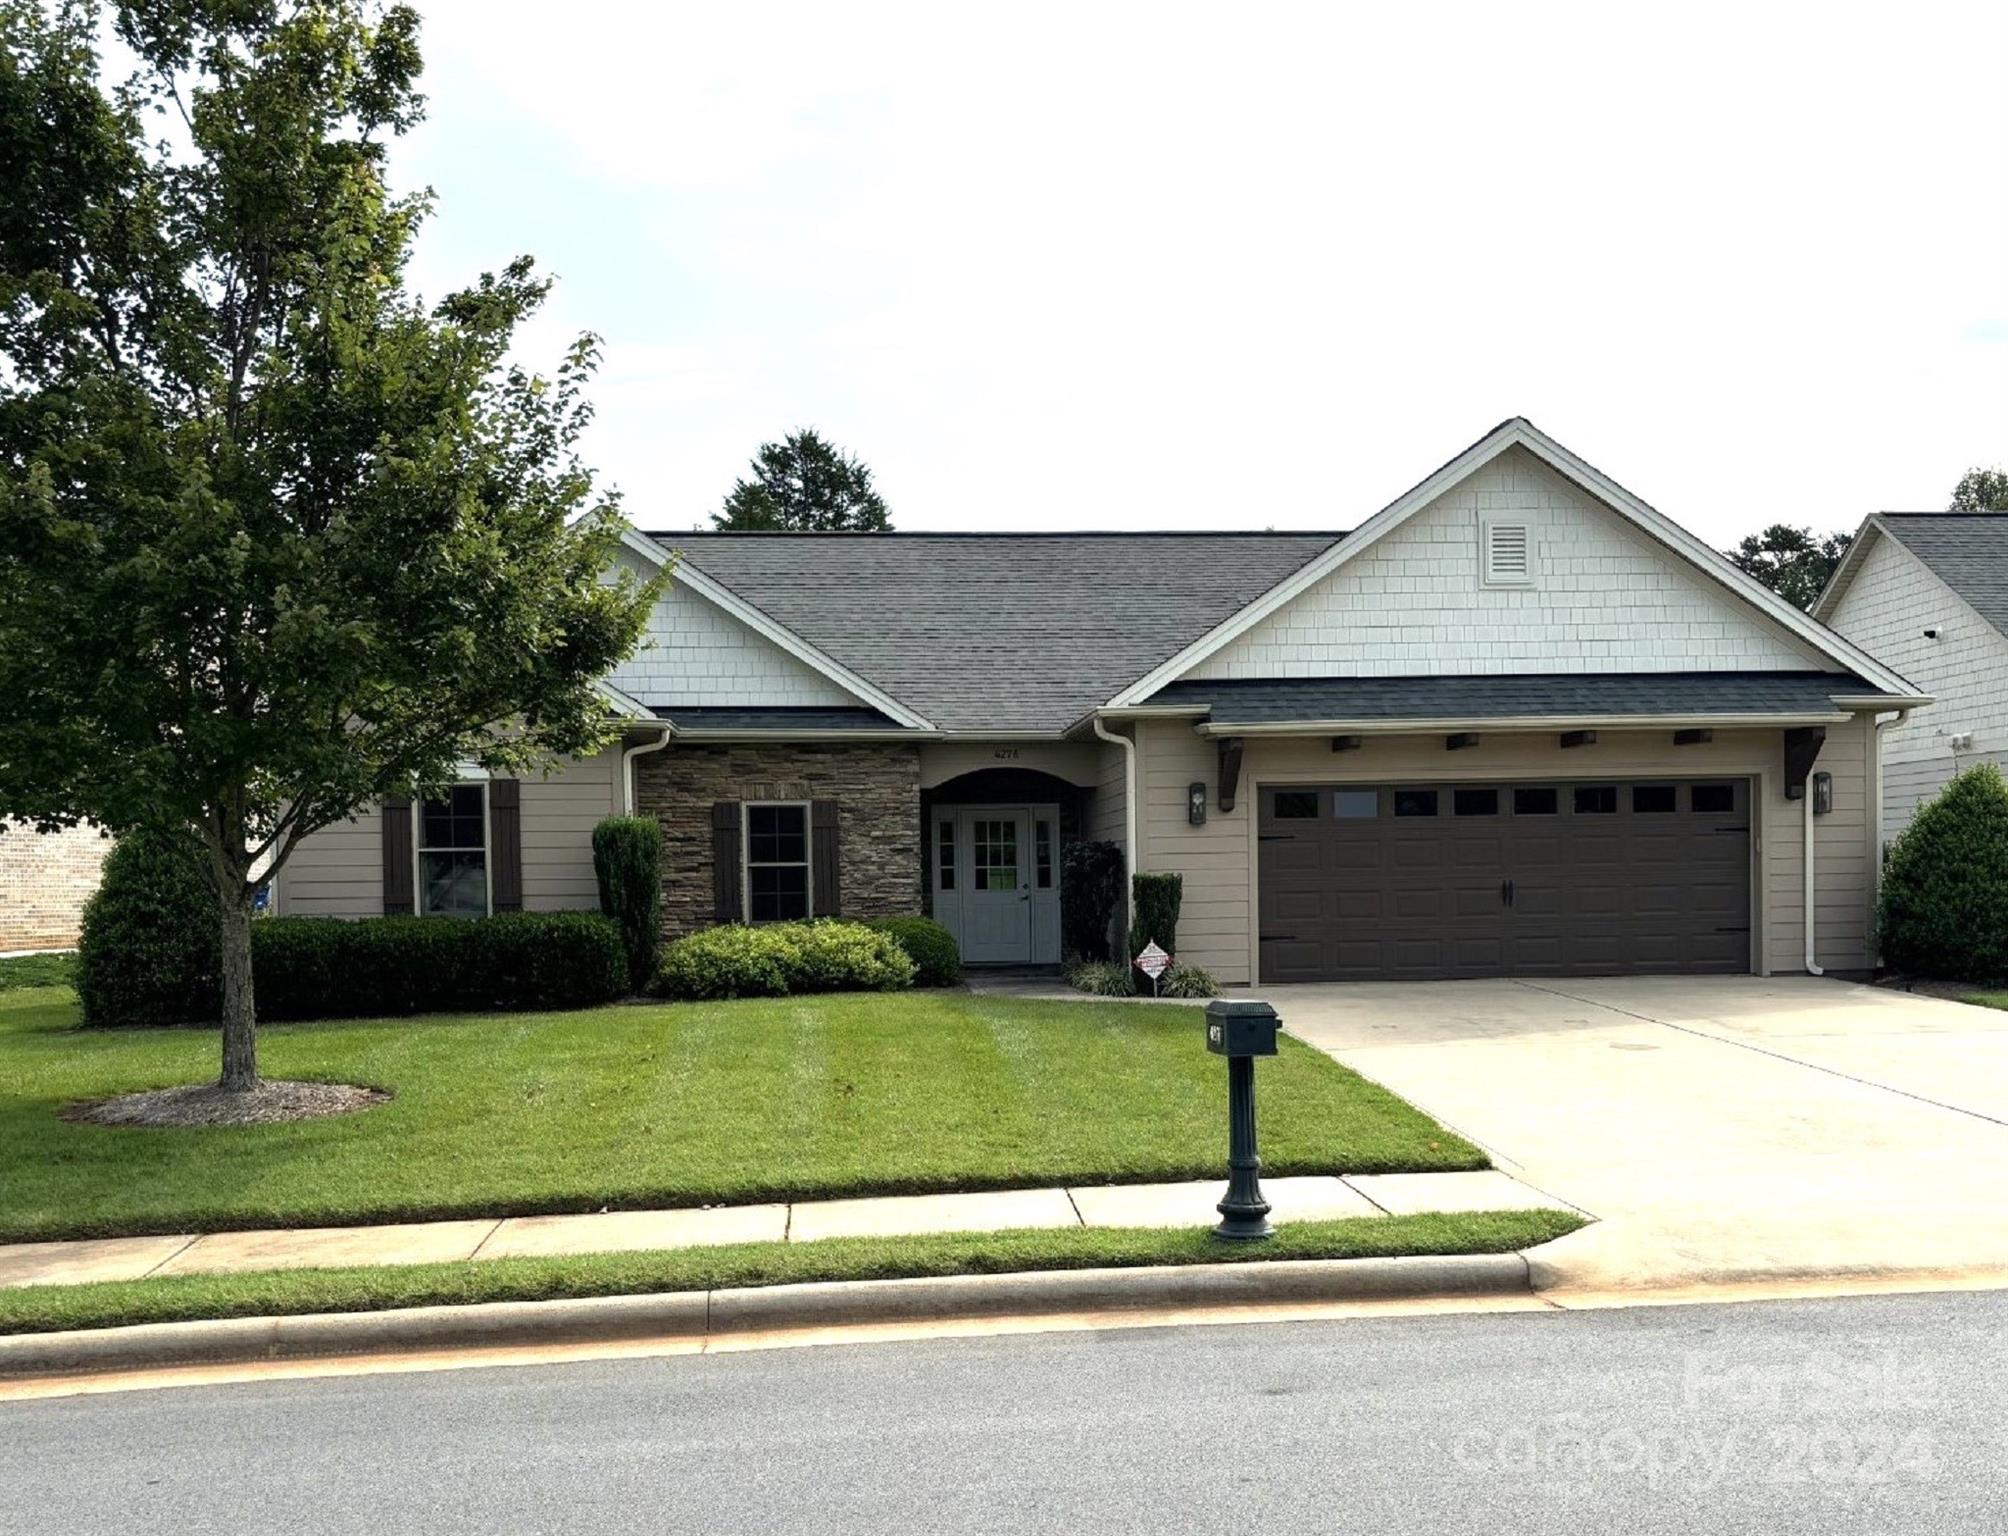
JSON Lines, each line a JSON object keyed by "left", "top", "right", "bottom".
{"left": 634, "top": 743, "right": 922, "bottom": 938}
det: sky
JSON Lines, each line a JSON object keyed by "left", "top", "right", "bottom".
{"left": 390, "top": 1, "right": 2008, "bottom": 541}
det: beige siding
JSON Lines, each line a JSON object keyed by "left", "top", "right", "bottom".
{"left": 1186, "top": 446, "right": 1826, "bottom": 682}
{"left": 275, "top": 804, "right": 383, "bottom": 917}
{"left": 275, "top": 752, "right": 620, "bottom": 919}
{"left": 1135, "top": 717, "right": 1877, "bottom": 987}
{"left": 604, "top": 548, "right": 859, "bottom": 710}
{"left": 1822, "top": 529, "right": 2008, "bottom": 838}
{"left": 1091, "top": 733, "right": 1130, "bottom": 847}
{"left": 521, "top": 750, "right": 622, "bottom": 910}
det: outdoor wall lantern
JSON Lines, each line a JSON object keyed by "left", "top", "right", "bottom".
{"left": 1205, "top": 998, "right": 1280, "bottom": 1240}
{"left": 1188, "top": 781, "right": 1207, "bottom": 826}
{"left": 1812, "top": 771, "right": 1833, "bottom": 816}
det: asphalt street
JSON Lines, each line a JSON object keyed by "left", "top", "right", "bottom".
{"left": 4, "top": 1290, "right": 2004, "bottom": 1535}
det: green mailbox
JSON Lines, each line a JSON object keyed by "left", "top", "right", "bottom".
{"left": 1204, "top": 998, "right": 1279, "bottom": 1058}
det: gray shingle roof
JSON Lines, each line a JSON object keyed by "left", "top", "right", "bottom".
{"left": 1875, "top": 514, "right": 2008, "bottom": 637}
{"left": 1148, "top": 671, "right": 1888, "bottom": 724}
{"left": 651, "top": 705, "right": 903, "bottom": 732}
{"left": 646, "top": 531, "right": 1344, "bottom": 731}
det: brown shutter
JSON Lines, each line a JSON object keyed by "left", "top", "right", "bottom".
{"left": 711, "top": 801, "right": 743, "bottom": 923}
{"left": 812, "top": 799, "right": 841, "bottom": 918}
{"left": 382, "top": 796, "right": 414, "bottom": 916}
{"left": 489, "top": 778, "right": 523, "bottom": 912}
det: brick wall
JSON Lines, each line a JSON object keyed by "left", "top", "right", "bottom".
{"left": 634, "top": 743, "right": 921, "bottom": 937}
{"left": 0, "top": 822, "right": 112, "bottom": 951}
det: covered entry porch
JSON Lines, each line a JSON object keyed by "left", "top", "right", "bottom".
{"left": 918, "top": 745, "right": 1102, "bottom": 968}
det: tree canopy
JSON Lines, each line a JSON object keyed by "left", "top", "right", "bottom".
{"left": 1950, "top": 467, "right": 2008, "bottom": 512}
{"left": 713, "top": 428, "right": 891, "bottom": 531}
{"left": 1723, "top": 524, "right": 1853, "bottom": 610}
{"left": 0, "top": 0, "right": 658, "bottom": 1091}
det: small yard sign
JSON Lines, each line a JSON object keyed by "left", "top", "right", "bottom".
{"left": 1135, "top": 941, "right": 1171, "bottom": 996}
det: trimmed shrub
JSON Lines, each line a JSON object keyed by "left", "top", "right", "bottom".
{"left": 1877, "top": 764, "right": 2008, "bottom": 980}
{"left": 250, "top": 911, "right": 628, "bottom": 1021}
{"left": 1066, "top": 960, "right": 1135, "bottom": 998}
{"left": 1061, "top": 840, "right": 1123, "bottom": 961}
{"left": 864, "top": 916, "right": 961, "bottom": 986}
{"left": 652, "top": 920, "right": 916, "bottom": 1001}
{"left": 76, "top": 829, "right": 219, "bottom": 1028}
{"left": 592, "top": 816, "right": 664, "bottom": 992}
{"left": 1159, "top": 962, "right": 1220, "bottom": 999}
{"left": 1128, "top": 870, "right": 1184, "bottom": 965}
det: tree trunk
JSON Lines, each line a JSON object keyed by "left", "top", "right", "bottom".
{"left": 218, "top": 891, "right": 258, "bottom": 1092}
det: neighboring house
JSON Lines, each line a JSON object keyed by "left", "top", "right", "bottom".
{"left": 276, "top": 418, "right": 1925, "bottom": 984}
{"left": 1815, "top": 512, "right": 2008, "bottom": 840}
{"left": 0, "top": 822, "right": 111, "bottom": 952}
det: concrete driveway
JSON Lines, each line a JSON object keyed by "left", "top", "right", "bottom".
{"left": 1271, "top": 975, "right": 2008, "bottom": 1295}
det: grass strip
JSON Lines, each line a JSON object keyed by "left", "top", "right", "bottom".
{"left": 1, "top": 988, "right": 1486, "bottom": 1243}
{"left": 0, "top": 955, "right": 74, "bottom": 991}
{"left": 0, "top": 1209, "right": 1584, "bottom": 1337}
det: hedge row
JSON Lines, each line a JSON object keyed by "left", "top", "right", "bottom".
{"left": 253, "top": 912, "right": 627, "bottom": 1020}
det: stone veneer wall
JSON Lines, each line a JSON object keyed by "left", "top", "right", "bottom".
{"left": 0, "top": 821, "right": 112, "bottom": 951}
{"left": 634, "top": 743, "right": 922, "bottom": 938}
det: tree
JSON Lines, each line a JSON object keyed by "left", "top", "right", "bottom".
{"left": 713, "top": 428, "right": 891, "bottom": 530}
{"left": 1950, "top": 468, "right": 2008, "bottom": 512}
{"left": 0, "top": 1, "right": 659, "bottom": 1094}
{"left": 1724, "top": 524, "right": 1853, "bottom": 610}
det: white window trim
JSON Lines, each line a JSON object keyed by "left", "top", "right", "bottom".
{"left": 742, "top": 800, "right": 814, "bottom": 923}
{"left": 1480, "top": 517, "right": 1536, "bottom": 588}
{"left": 413, "top": 782, "right": 492, "bottom": 919}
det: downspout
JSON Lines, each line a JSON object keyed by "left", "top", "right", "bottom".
{"left": 1092, "top": 714, "right": 1137, "bottom": 946}
{"left": 620, "top": 724, "right": 674, "bottom": 816}
{"left": 1866, "top": 708, "right": 1912, "bottom": 969}
{"left": 1803, "top": 793, "right": 1822, "bottom": 977}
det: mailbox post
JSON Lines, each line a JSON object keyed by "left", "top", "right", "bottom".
{"left": 1205, "top": 998, "right": 1279, "bottom": 1240}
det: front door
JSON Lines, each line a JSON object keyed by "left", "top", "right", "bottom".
{"left": 958, "top": 810, "right": 1033, "bottom": 964}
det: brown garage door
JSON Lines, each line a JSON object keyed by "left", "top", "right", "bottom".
{"left": 1258, "top": 779, "right": 1751, "bottom": 983}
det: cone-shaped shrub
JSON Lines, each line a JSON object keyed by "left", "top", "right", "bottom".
{"left": 592, "top": 815, "right": 664, "bottom": 992}
{"left": 1877, "top": 763, "right": 2008, "bottom": 980}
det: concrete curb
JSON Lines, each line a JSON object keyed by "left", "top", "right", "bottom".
{"left": 0, "top": 1253, "right": 1531, "bottom": 1380}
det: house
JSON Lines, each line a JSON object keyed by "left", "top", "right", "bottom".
{"left": 275, "top": 418, "right": 1926, "bottom": 984}
{"left": 0, "top": 822, "right": 111, "bottom": 953}
{"left": 1815, "top": 513, "right": 2008, "bottom": 841}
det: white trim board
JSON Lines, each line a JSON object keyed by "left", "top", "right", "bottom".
{"left": 1105, "top": 418, "right": 1923, "bottom": 707}
{"left": 617, "top": 527, "right": 936, "bottom": 732}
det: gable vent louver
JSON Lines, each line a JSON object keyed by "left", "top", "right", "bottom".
{"left": 1483, "top": 521, "right": 1533, "bottom": 586}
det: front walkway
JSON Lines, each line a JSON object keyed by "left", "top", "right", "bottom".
{"left": 1270, "top": 974, "right": 2008, "bottom": 1293}
{"left": 0, "top": 1170, "right": 1572, "bottom": 1290}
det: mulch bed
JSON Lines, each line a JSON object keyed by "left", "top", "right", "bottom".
{"left": 63, "top": 1080, "right": 390, "bottom": 1129}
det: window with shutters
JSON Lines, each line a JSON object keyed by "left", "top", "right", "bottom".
{"left": 416, "top": 784, "right": 489, "bottom": 918}
{"left": 1480, "top": 519, "right": 1535, "bottom": 587}
{"left": 744, "top": 802, "right": 811, "bottom": 922}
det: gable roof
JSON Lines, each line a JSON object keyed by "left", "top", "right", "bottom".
{"left": 1106, "top": 418, "right": 1924, "bottom": 708}
{"left": 632, "top": 531, "right": 1343, "bottom": 732}
{"left": 1815, "top": 512, "right": 2008, "bottom": 637}
{"left": 618, "top": 528, "right": 937, "bottom": 731}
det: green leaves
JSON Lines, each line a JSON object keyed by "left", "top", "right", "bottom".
{"left": 1723, "top": 523, "right": 1853, "bottom": 611}
{"left": 714, "top": 427, "right": 892, "bottom": 531}
{"left": 1877, "top": 764, "right": 2008, "bottom": 981}
{"left": 0, "top": 1, "right": 660, "bottom": 897}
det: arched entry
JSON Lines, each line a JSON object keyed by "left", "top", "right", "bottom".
{"left": 923, "top": 769, "right": 1087, "bottom": 967}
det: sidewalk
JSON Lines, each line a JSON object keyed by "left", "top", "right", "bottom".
{"left": 0, "top": 1169, "right": 1576, "bottom": 1290}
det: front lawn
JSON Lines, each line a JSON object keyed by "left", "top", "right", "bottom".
{"left": 0, "top": 1210, "right": 1581, "bottom": 1336}
{"left": 0, "top": 985, "right": 1484, "bottom": 1244}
